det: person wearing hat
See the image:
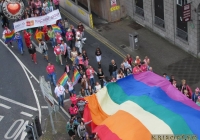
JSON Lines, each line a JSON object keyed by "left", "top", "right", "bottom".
{"left": 14, "top": 32, "right": 24, "bottom": 55}
{"left": 192, "top": 87, "right": 200, "bottom": 103}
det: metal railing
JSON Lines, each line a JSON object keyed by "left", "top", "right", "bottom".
{"left": 176, "top": 28, "right": 188, "bottom": 41}
{"left": 155, "top": 16, "right": 165, "bottom": 28}
{"left": 135, "top": 6, "right": 144, "bottom": 17}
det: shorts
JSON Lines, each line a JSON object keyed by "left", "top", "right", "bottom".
{"left": 43, "top": 50, "right": 48, "bottom": 56}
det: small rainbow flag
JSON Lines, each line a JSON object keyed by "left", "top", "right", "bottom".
{"left": 51, "top": 25, "right": 62, "bottom": 33}
{"left": 57, "top": 72, "right": 69, "bottom": 86}
{"left": 5, "top": 30, "right": 15, "bottom": 44}
{"left": 72, "top": 69, "right": 81, "bottom": 86}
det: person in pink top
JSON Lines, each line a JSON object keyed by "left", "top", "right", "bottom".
{"left": 54, "top": 44, "right": 63, "bottom": 65}
{"left": 53, "top": 0, "right": 59, "bottom": 9}
{"left": 86, "top": 65, "right": 95, "bottom": 91}
{"left": 55, "top": 32, "right": 62, "bottom": 45}
{"left": 35, "top": 0, "right": 42, "bottom": 14}
{"left": 132, "top": 64, "right": 142, "bottom": 74}
{"left": 140, "top": 62, "right": 147, "bottom": 72}
{"left": 66, "top": 29, "right": 74, "bottom": 48}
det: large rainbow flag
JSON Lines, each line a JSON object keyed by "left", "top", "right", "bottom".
{"left": 5, "top": 30, "right": 15, "bottom": 44}
{"left": 83, "top": 71, "right": 200, "bottom": 140}
{"left": 57, "top": 72, "right": 68, "bottom": 86}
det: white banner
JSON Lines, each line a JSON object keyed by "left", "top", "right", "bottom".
{"left": 13, "top": 10, "right": 62, "bottom": 32}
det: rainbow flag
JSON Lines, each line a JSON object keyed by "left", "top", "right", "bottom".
{"left": 5, "top": 30, "right": 15, "bottom": 44}
{"left": 51, "top": 25, "right": 62, "bottom": 33}
{"left": 83, "top": 71, "right": 200, "bottom": 140}
{"left": 72, "top": 69, "right": 81, "bottom": 86}
{"left": 57, "top": 72, "right": 69, "bottom": 86}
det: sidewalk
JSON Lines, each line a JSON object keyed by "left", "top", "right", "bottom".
{"left": 40, "top": 110, "right": 79, "bottom": 140}
{"left": 93, "top": 16, "right": 200, "bottom": 90}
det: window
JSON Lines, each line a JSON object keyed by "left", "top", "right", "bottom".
{"left": 177, "top": 0, "right": 187, "bottom": 6}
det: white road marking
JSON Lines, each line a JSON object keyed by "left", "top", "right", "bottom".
{"left": 0, "top": 95, "right": 38, "bottom": 111}
{"left": 0, "top": 39, "right": 70, "bottom": 119}
{"left": 0, "top": 103, "right": 11, "bottom": 109}
{"left": 0, "top": 39, "right": 41, "bottom": 122}
{"left": 0, "top": 115, "right": 4, "bottom": 121}
{"left": 20, "top": 112, "right": 33, "bottom": 117}
{"left": 41, "top": 106, "right": 48, "bottom": 109}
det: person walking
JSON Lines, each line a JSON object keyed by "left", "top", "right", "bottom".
{"left": 60, "top": 40, "right": 67, "bottom": 62}
{"left": 24, "top": 30, "right": 31, "bottom": 48}
{"left": 65, "top": 28, "right": 74, "bottom": 49}
{"left": 75, "top": 53, "right": 85, "bottom": 70}
{"left": 39, "top": 40, "right": 48, "bottom": 61}
{"left": 46, "top": 62, "right": 56, "bottom": 86}
{"left": 14, "top": 32, "right": 24, "bottom": 55}
{"left": 54, "top": 82, "right": 66, "bottom": 107}
{"left": 53, "top": 0, "right": 59, "bottom": 9}
{"left": 77, "top": 121, "right": 89, "bottom": 140}
{"left": 2, "top": 26, "right": 14, "bottom": 48}
{"left": 81, "top": 75, "right": 91, "bottom": 96}
{"left": 54, "top": 44, "right": 63, "bottom": 65}
{"left": 95, "top": 48, "right": 102, "bottom": 68}
{"left": 48, "top": 27, "right": 56, "bottom": 48}
{"left": 75, "top": 32, "right": 83, "bottom": 53}
{"left": 70, "top": 47, "right": 78, "bottom": 62}
{"left": 64, "top": 63, "right": 70, "bottom": 76}
{"left": 28, "top": 44, "right": 37, "bottom": 64}
{"left": 66, "top": 78, "right": 76, "bottom": 97}
{"left": 66, "top": 119, "right": 75, "bottom": 140}
{"left": 109, "top": 59, "right": 117, "bottom": 79}
{"left": 86, "top": 65, "right": 95, "bottom": 91}
{"left": 97, "top": 68, "right": 105, "bottom": 88}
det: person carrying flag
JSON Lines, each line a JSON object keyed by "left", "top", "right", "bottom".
{"left": 2, "top": 26, "right": 13, "bottom": 48}
{"left": 14, "top": 32, "right": 24, "bottom": 55}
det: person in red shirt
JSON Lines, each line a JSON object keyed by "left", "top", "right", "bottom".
{"left": 54, "top": 44, "right": 63, "bottom": 65}
{"left": 46, "top": 62, "right": 56, "bottom": 86}
{"left": 66, "top": 29, "right": 74, "bottom": 49}
{"left": 126, "top": 54, "right": 133, "bottom": 66}
{"left": 42, "top": 25, "right": 49, "bottom": 41}
{"left": 132, "top": 64, "right": 142, "bottom": 74}
{"left": 140, "top": 62, "right": 147, "bottom": 72}
{"left": 23, "top": 30, "right": 31, "bottom": 48}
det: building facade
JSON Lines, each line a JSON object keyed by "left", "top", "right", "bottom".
{"left": 124, "top": 0, "right": 200, "bottom": 58}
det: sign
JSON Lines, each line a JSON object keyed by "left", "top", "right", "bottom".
{"left": 39, "top": 76, "right": 54, "bottom": 107}
{"left": 183, "top": 3, "right": 191, "bottom": 22}
{"left": 13, "top": 10, "right": 61, "bottom": 32}
{"left": 111, "top": 0, "right": 117, "bottom": 7}
{"left": 2, "top": 0, "right": 25, "bottom": 19}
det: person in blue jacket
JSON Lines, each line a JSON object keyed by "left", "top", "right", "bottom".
{"left": 14, "top": 32, "right": 24, "bottom": 55}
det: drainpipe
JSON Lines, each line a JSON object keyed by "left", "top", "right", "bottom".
{"left": 87, "top": 0, "right": 91, "bottom": 14}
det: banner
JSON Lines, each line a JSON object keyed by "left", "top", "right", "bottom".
{"left": 13, "top": 9, "right": 61, "bottom": 32}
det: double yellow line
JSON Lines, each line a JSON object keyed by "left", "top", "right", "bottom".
{"left": 60, "top": 7, "right": 126, "bottom": 59}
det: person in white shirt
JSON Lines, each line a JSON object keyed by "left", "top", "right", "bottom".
{"left": 95, "top": 82, "right": 101, "bottom": 93}
{"left": 66, "top": 78, "right": 76, "bottom": 97}
{"left": 54, "top": 83, "right": 66, "bottom": 107}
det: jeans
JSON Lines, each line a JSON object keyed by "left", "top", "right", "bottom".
{"left": 48, "top": 72, "right": 56, "bottom": 86}
{"left": 55, "top": 4, "right": 59, "bottom": 9}
{"left": 58, "top": 94, "right": 64, "bottom": 107}
{"left": 112, "top": 71, "right": 117, "bottom": 79}
{"left": 89, "top": 78, "right": 95, "bottom": 90}
{"left": 50, "top": 38, "right": 56, "bottom": 47}
{"left": 84, "top": 89, "right": 90, "bottom": 96}
{"left": 69, "top": 89, "right": 76, "bottom": 96}
{"left": 68, "top": 40, "right": 73, "bottom": 49}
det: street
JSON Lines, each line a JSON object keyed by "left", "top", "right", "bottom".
{"left": 0, "top": 9, "right": 123, "bottom": 140}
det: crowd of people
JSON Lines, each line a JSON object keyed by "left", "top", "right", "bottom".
{"left": 1, "top": 0, "right": 200, "bottom": 139}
